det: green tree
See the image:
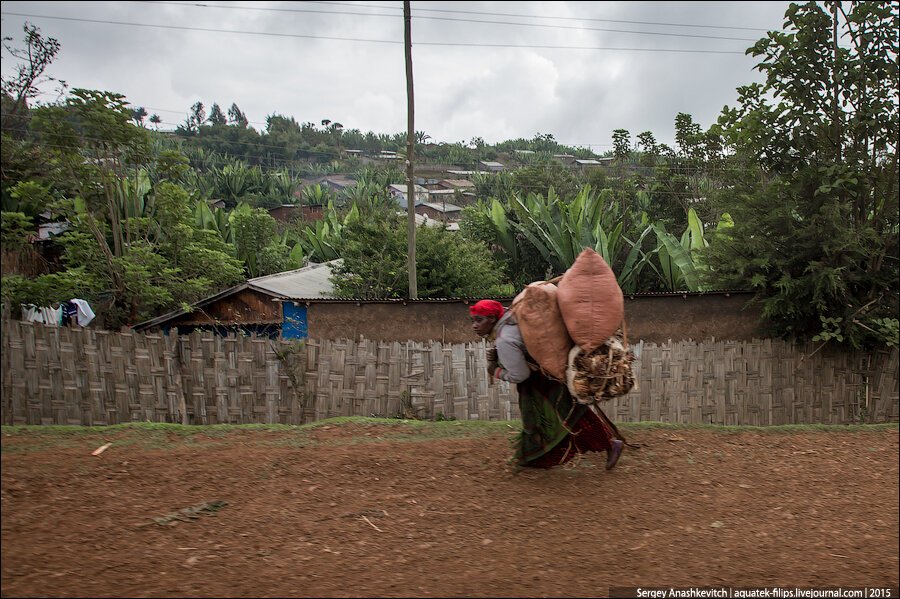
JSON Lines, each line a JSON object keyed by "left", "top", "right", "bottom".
{"left": 230, "top": 205, "right": 280, "bottom": 276}
{"left": 702, "top": 1, "right": 899, "bottom": 348}
{"left": 131, "top": 106, "right": 148, "bottom": 127}
{"left": 19, "top": 90, "right": 244, "bottom": 327}
{"left": 612, "top": 129, "right": 631, "bottom": 162}
{"left": 1, "top": 22, "right": 64, "bottom": 140}
{"left": 227, "top": 103, "right": 248, "bottom": 127}
{"left": 207, "top": 103, "right": 227, "bottom": 126}
{"left": 510, "top": 163, "right": 580, "bottom": 201}
{"left": 185, "top": 101, "right": 205, "bottom": 132}
{"left": 330, "top": 214, "right": 505, "bottom": 299}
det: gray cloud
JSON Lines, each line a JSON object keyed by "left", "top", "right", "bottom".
{"left": 1, "top": 1, "right": 792, "bottom": 148}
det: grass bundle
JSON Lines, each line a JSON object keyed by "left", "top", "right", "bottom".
{"left": 565, "top": 333, "right": 635, "bottom": 404}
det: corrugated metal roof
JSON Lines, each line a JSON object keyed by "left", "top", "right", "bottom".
{"left": 248, "top": 260, "right": 341, "bottom": 299}
{"left": 422, "top": 201, "right": 462, "bottom": 212}
{"left": 440, "top": 179, "right": 474, "bottom": 187}
{"left": 131, "top": 261, "right": 343, "bottom": 330}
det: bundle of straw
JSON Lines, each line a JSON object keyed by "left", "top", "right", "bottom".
{"left": 565, "top": 333, "right": 635, "bottom": 404}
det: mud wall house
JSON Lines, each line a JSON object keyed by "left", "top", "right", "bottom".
{"left": 132, "top": 260, "right": 342, "bottom": 339}
{"left": 269, "top": 204, "right": 324, "bottom": 223}
{"left": 416, "top": 200, "right": 462, "bottom": 222}
{"left": 267, "top": 205, "right": 303, "bottom": 223}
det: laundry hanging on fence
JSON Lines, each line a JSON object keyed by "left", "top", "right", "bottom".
{"left": 20, "top": 304, "right": 63, "bottom": 326}
{"left": 61, "top": 300, "right": 78, "bottom": 326}
{"left": 21, "top": 304, "right": 45, "bottom": 324}
{"left": 20, "top": 299, "right": 95, "bottom": 327}
{"left": 70, "top": 298, "right": 95, "bottom": 326}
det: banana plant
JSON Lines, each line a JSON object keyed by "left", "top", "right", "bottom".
{"left": 297, "top": 200, "right": 359, "bottom": 262}
{"left": 299, "top": 184, "right": 336, "bottom": 207}
{"left": 115, "top": 168, "right": 152, "bottom": 219}
{"left": 271, "top": 171, "right": 300, "bottom": 203}
{"left": 617, "top": 223, "right": 657, "bottom": 294}
{"left": 217, "top": 164, "right": 250, "bottom": 203}
{"left": 489, "top": 198, "right": 520, "bottom": 265}
{"left": 507, "top": 185, "right": 610, "bottom": 273}
{"left": 112, "top": 169, "right": 154, "bottom": 254}
{"left": 644, "top": 208, "right": 708, "bottom": 291}
{"left": 193, "top": 200, "right": 235, "bottom": 246}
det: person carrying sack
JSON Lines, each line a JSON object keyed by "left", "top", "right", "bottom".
{"left": 469, "top": 299, "right": 623, "bottom": 470}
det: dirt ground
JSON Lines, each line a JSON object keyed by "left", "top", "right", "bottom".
{"left": 1, "top": 420, "right": 898, "bottom": 598}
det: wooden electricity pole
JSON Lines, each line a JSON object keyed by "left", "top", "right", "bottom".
{"left": 404, "top": 0, "right": 417, "bottom": 299}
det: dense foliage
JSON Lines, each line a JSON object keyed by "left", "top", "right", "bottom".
{"left": 700, "top": 1, "right": 899, "bottom": 348}
{"left": 2, "top": 2, "right": 897, "bottom": 348}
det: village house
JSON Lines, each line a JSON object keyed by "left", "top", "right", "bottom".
{"left": 388, "top": 183, "right": 429, "bottom": 209}
{"left": 417, "top": 200, "right": 462, "bottom": 222}
{"left": 575, "top": 158, "right": 615, "bottom": 172}
{"left": 377, "top": 150, "right": 403, "bottom": 162}
{"left": 321, "top": 176, "right": 357, "bottom": 192}
{"left": 426, "top": 188, "right": 457, "bottom": 203}
{"left": 438, "top": 179, "right": 475, "bottom": 191}
{"left": 478, "top": 160, "right": 505, "bottom": 172}
{"left": 268, "top": 204, "right": 323, "bottom": 222}
{"left": 132, "top": 261, "right": 343, "bottom": 338}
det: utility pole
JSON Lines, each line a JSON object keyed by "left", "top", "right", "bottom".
{"left": 404, "top": 0, "right": 417, "bottom": 299}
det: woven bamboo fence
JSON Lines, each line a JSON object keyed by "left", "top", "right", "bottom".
{"left": 2, "top": 321, "right": 897, "bottom": 426}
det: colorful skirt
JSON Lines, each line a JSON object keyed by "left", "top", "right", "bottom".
{"left": 512, "top": 369, "right": 616, "bottom": 468}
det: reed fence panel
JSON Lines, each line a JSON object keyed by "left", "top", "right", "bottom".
{"left": 2, "top": 321, "right": 897, "bottom": 426}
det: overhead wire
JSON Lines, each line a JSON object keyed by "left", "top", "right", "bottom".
{"left": 141, "top": 0, "right": 776, "bottom": 33}
{"left": 127, "top": 0, "right": 761, "bottom": 42}
{"left": 1, "top": 3, "right": 781, "bottom": 150}
{"left": 1, "top": 10, "right": 756, "bottom": 52}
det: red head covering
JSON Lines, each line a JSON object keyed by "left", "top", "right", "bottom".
{"left": 469, "top": 300, "right": 504, "bottom": 320}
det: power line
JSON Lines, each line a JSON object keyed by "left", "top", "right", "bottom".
{"left": 2, "top": 12, "right": 748, "bottom": 53}
{"left": 295, "top": 1, "right": 779, "bottom": 32}
{"left": 131, "top": 1, "right": 760, "bottom": 42}
{"left": 2, "top": 12, "right": 402, "bottom": 44}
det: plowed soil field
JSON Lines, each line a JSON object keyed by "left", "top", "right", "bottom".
{"left": 2, "top": 419, "right": 898, "bottom": 598}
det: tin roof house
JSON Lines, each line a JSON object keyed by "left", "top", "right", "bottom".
{"left": 132, "top": 260, "right": 342, "bottom": 338}
{"left": 388, "top": 183, "right": 429, "bottom": 210}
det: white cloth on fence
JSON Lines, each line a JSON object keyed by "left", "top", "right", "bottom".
{"left": 41, "top": 306, "right": 62, "bottom": 326}
{"left": 70, "top": 298, "right": 95, "bottom": 326}
{"left": 20, "top": 304, "right": 64, "bottom": 326}
{"left": 21, "top": 304, "right": 43, "bottom": 323}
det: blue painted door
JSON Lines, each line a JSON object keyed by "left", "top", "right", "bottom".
{"left": 282, "top": 302, "right": 308, "bottom": 339}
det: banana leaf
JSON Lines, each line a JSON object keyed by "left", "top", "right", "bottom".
{"left": 652, "top": 223, "right": 702, "bottom": 291}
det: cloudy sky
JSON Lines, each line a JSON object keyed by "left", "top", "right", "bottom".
{"left": 2, "top": 1, "right": 794, "bottom": 152}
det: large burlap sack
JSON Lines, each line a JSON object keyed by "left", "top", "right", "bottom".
{"left": 557, "top": 248, "right": 624, "bottom": 353}
{"left": 509, "top": 282, "right": 572, "bottom": 381}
